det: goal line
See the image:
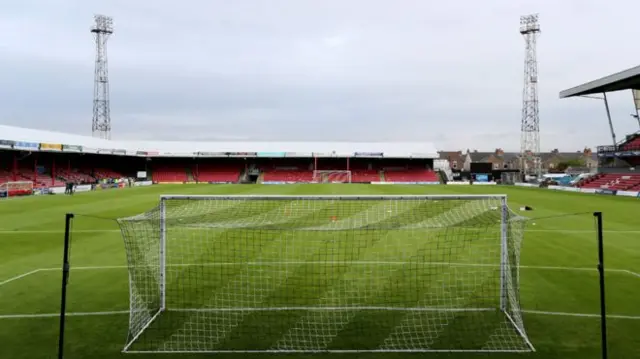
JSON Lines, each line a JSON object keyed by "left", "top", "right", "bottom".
{"left": 3, "top": 309, "right": 640, "bottom": 321}
{"left": 167, "top": 306, "right": 496, "bottom": 312}
{"left": 2, "top": 264, "right": 638, "bottom": 290}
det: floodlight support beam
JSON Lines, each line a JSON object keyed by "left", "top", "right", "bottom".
{"left": 602, "top": 93, "right": 616, "bottom": 146}
{"left": 632, "top": 90, "right": 640, "bottom": 129}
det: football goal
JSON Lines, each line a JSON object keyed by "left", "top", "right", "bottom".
{"left": 117, "top": 194, "right": 533, "bottom": 353}
{"left": 0, "top": 181, "right": 33, "bottom": 198}
{"left": 312, "top": 170, "right": 351, "bottom": 183}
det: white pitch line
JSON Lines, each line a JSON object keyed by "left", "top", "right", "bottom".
{"left": 1, "top": 309, "right": 639, "bottom": 320}
{"left": 1, "top": 228, "right": 640, "bottom": 234}
{"left": 522, "top": 310, "right": 640, "bottom": 320}
{"left": 0, "top": 310, "right": 129, "bottom": 319}
{"left": 33, "top": 262, "right": 638, "bottom": 277}
{"left": 623, "top": 270, "right": 640, "bottom": 278}
{"left": 170, "top": 306, "right": 493, "bottom": 312}
{"left": 0, "top": 269, "right": 41, "bottom": 286}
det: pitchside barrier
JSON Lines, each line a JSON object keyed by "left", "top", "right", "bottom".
{"left": 515, "top": 183, "right": 640, "bottom": 198}
{"left": 370, "top": 182, "right": 441, "bottom": 185}
{"left": 446, "top": 181, "right": 498, "bottom": 186}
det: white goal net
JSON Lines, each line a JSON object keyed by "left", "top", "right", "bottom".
{"left": 117, "top": 194, "right": 533, "bottom": 353}
{"left": 0, "top": 181, "right": 33, "bottom": 198}
{"left": 312, "top": 170, "right": 351, "bottom": 183}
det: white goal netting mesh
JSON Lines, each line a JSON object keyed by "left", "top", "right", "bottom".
{"left": 117, "top": 195, "right": 532, "bottom": 353}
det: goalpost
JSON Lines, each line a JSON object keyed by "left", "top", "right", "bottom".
{"left": 0, "top": 181, "right": 34, "bottom": 198}
{"left": 117, "top": 194, "right": 533, "bottom": 353}
{"left": 312, "top": 170, "right": 351, "bottom": 183}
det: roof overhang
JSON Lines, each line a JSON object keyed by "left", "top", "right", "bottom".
{"left": 559, "top": 64, "right": 640, "bottom": 98}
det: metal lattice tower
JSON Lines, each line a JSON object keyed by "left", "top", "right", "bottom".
{"left": 519, "top": 14, "right": 541, "bottom": 177}
{"left": 91, "top": 15, "right": 113, "bottom": 140}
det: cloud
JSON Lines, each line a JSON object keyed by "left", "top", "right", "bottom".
{"left": 0, "top": 0, "right": 639, "bottom": 151}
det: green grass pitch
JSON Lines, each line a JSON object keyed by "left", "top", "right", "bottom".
{"left": 0, "top": 184, "right": 639, "bottom": 358}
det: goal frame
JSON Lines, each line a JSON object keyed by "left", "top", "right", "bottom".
{"left": 0, "top": 181, "right": 34, "bottom": 198}
{"left": 312, "top": 170, "right": 352, "bottom": 183}
{"left": 123, "top": 194, "right": 532, "bottom": 353}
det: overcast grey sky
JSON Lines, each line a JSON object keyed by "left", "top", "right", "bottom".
{"left": 1, "top": 0, "right": 639, "bottom": 151}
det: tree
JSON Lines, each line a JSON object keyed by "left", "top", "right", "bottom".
{"left": 556, "top": 158, "right": 586, "bottom": 172}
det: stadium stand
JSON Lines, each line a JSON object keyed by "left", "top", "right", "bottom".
{"left": 93, "top": 168, "right": 125, "bottom": 180}
{"left": 57, "top": 169, "right": 98, "bottom": 184}
{"left": 578, "top": 173, "right": 640, "bottom": 191}
{"left": 152, "top": 164, "right": 188, "bottom": 183}
{"left": 351, "top": 170, "right": 381, "bottom": 183}
{"left": 620, "top": 131, "right": 640, "bottom": 150}
{"left": 263, "top": 170, "right": 314, "bottom": 183}
{"left": 193, "top": 163, "right": 242, "bottom": 183}
{"left": 0, "top": 169, "right": 13, "bottom": 184}
{"left": 384, "top": 169, "right": 439, "bottom": 183}
{"left": 623, "top": 136, "right": 640, "bottom": 150}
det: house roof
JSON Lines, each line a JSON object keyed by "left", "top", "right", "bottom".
{"left": 468, "top": 152, "right": 519, "bottom": 162}
{"left": 438, "top": 151, "right": 464, "bottom": 160}
{"left": 458, "top": 151, "right": 597, "bottom": 163}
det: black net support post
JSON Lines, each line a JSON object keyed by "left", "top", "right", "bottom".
{"left": 594, "top": 211, "right": 607, "bottom": 359}
{"left": 58, "top": 213, "right": 74, "bottom": 359}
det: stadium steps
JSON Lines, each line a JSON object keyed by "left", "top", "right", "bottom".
{"left": 379, "top": 171, "right": 385, "bottom": 182}
{"left": 185, "top": 168, "right": 195, "bottom": 183}
{"left": 257, "top": 172, "right": 264, "bottom": 184}
{"left": 437, "top": 170, "right": 447, "bottom": 184}
{"left": 239, "top": 168, "right": 249, "bottom": 182}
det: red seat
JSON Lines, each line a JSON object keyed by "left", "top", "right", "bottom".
{"left": 263, "top": 171, "right": 313, "bottom": 182}
{"left": 194, "top": 165, "right": 241, "bottom": 183}
{"left": 152, "top": 166, "right": 187, "bottom": 183}
{"left": 94, "top": 168, "right": 124, "bottom": 179}
{"left": 579, "top": 173, "right": 640, "bottom": 191}
{"left": 622, "top": 135, "right": 640, "bottom": 151}
{"left": 351, "top": 170, "right": 380, "bottom": 183}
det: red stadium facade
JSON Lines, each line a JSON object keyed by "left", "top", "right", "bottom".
{"left": 0, "top": 125, "right": 441, "bottom": 197}
{"left": 0, "top": 150, "right": 439, "bottom": 186}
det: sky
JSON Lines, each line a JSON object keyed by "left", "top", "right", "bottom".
{"left": 1, "top": 0, "right": 640, "bottom": 152}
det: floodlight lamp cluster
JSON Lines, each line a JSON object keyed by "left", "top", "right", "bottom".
{"left": 92, "top": 14, "right": 114, "bottom": 34}
{"left": 519, "top": 14, "right": 540, "bottom": 34}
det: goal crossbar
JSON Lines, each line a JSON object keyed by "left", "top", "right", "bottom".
{"left": 159, "top": 194, "right": 507, "bottom": 200}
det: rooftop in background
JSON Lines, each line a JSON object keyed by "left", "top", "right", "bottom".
{"left": 559, "top": 64, "right": 640, "bottom": 98}
{"left": 0, "top": 125, "right": 438, "bottom": 158}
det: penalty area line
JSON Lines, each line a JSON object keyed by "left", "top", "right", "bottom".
{"left": 522, "top": 310, "right": 640, "bottom": 320}
{"left": 0, "top": 310, "right": 129, "bottom": 319}
{"left": 623, "top": 269, "right": 640, "bottom": 278}
{"left": 33, "top": 262, "right": 640, "bottom": 278}
{"left": 1, "top": 309, "right": 639, "bottom": 320}
{"left": 0, "top": 269, "right": 41, "bottom": 287}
